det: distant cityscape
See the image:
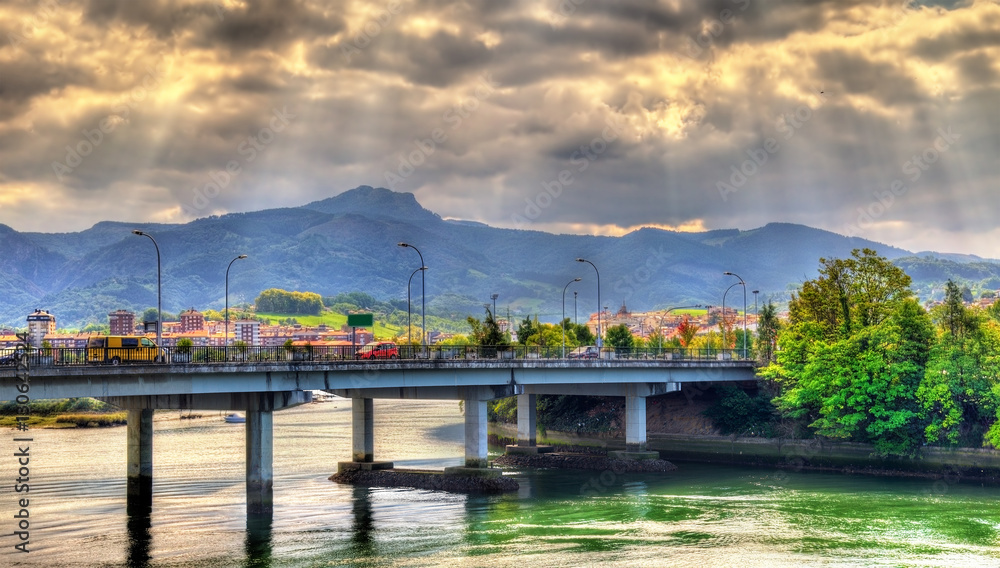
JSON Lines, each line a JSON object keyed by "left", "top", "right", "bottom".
{"left": 0, "top": 301, "right": 766, "bottom": 350}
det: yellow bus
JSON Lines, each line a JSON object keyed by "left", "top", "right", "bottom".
{"left": 87, "top": 336, "right": 163, "bottom": 365}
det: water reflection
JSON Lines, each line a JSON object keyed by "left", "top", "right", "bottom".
{"left": 350, "top": 486, "right": 376, "bottom": 557}
{"left": 125, "top": 496, "right": 152, "bottom": 568}
{"left": 244, "top": 516, "right": 273, "bottom": 568}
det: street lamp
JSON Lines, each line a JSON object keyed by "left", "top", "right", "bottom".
{"left": 562, "top": 278, "right": 581, "bottom": 358}
{"left": 722, "top": 281, "right": 741, "bottom": 357}
{"left": 573, "top": 291, "right": 578, "bottom": 325}
{"left": 225, "top": 254, "right": 247, "bottom": 348}
{"left": 398, "top": 243, "right": 426, "bottom": 350}
{"left": 406, "top": 266, "right": 427, "bottom": 348}
{"left": 752, "top": 290, "right": 759, "bottom": 319}
{"left": 490, "top": 293, "right": 498, "bottom": 316}
{"left": 724, "top": 272, "right": 747, "bottom": 358}
{"left": 132, "top": 230, "right": 162, "bottom": 356}
{"left": 576, "top": 258, "right": 601, "bottom": 350}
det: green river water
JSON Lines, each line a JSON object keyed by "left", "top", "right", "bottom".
{"left": 1, "top": 400, "right": 998, "bottom": 567}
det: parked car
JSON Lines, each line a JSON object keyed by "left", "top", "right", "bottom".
{"left": 568, "top": 346, "right": 599, "bottom": 359}
{"left": 0, "top": 353, "right": 17, "bottom": 366}
{"left": 356, "top": 341, "right": 399, "bottom": 360}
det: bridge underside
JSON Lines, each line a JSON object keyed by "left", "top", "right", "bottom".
{"left": 2, "top": 361, "right": 755, "bottom": 522}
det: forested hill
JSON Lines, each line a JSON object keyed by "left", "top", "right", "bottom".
{"left": 0, "top": 185, "right": 996, "bottom": 328}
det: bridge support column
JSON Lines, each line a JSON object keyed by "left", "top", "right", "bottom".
{"left": 516, "top": 393, "right": 536, "bottom": 447}
{"left": 625, "top": 394, "right": 646, "bottom": 452}
{"left": 609, "top": 392, "right": 659, "bottom": 460}
{"left": 352, "top": 398, "right": 374, "bottom": 462}
{"left": 126, "top": 408, "right": 153, "bottom": 506}
{"left": 464, "top": 398, "right": 489, "bottom": 468}
{"left": 246, "top": 406, "right": 273, "bottom": 517}
{"left": 338, "top": 398, "right": 392, "bottom": 472}
{"left": 505, "top": 393, "right": 553, "bottom": 455}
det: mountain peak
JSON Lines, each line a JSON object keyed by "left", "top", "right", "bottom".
{"left": 301, "top": 186, "right": 441, "bottom": 223}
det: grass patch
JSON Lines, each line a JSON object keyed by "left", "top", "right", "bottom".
{"left": 256, "top": 312, "right": 402, "bottom": 338}
{"left": 54, "top": 412, "right": 128, "bottom": 427}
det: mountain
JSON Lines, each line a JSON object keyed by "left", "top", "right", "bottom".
{"left": 2, "top": 186, "right": 996, "bottom": 328}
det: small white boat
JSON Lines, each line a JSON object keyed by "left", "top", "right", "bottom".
{"left": 223, "top": 413, "right": 245, "bottom": 423}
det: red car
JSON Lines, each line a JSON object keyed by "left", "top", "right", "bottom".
{"left": 356, "top": 341, "right": 399, "bottom": 360}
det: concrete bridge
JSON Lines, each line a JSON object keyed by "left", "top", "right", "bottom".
{"left": 2, "top": 354, "right": 757, "bottom": 518}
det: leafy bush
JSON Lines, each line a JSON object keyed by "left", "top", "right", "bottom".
{"left": 703, "top": 385, "right": 778, "bottom": 437}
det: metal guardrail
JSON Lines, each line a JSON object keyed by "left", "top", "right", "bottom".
{"left": 3, "top": 345, "right": 753, "bottom": 367}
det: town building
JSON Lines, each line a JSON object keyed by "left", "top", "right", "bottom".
{"left": 179, "top": 308, "right": 206, "bottom": 332}
{"left": 109, "top": 310, "right": 136, "bottom": 336}
{"left": 27, "top": 309, "right": 56, "bottom": 347}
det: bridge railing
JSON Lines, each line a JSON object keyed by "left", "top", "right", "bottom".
{"left": 6, "top": 345, "right": 752, "bottom": 367}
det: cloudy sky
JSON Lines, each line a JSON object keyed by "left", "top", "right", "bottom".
{"left": 1, "top": 0, "right": 998, "bottom": 255}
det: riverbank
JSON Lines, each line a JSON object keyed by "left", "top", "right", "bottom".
{"left": 489, "top": 423, "right": 1000, "bottom": 482}
{"left": 494, "top": 452, "right": 677, "bottom": 472}
{"left": 329, "top": 468, "right": 519, "bottom": 494}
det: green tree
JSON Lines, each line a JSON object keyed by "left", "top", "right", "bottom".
{"left": 762, "top": 250, "right": 933, "bottom": 456}
{"left": 755, "top": 301, "right": 780, "bottom": 364}
{"left": 919, "top": 282, "right": 1000, "bottom": 447}
{"left": 467, "top": 307, "right": 509, "bottom": 347}
{"left": 789, "top": 248, "right": 912, "bottom": 340}
{"left": 604, "top": 324, "right": 634, "bottom": 352}
{"left": 516, "top": 316, "right": 537, "bottom": 346}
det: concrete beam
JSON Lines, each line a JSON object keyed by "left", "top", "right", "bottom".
{"left": 103, "top": 390, "right": 311, "bottom": 411}
{"left": 246, "top": 402, "right": 273, "bottom": 517}
{"left": 464, "top": 398, "right": 489, "bottom": 468}
{"left": 352, "top": 398, "right": 374, "bottom": 462}
{"left": 522, "top": 382, "right": 679, "bottom": 397}
{"left": 3, "top": 361, "right": 754, "bottom": 401}
{"left": 517, "top": 393, "right": 536, "bottom": 446}
{"left": 327, "top": 384, "right": 520, "bottom": 401}
{"left": 126, "top": 408, "right": 153, "bottom": 504}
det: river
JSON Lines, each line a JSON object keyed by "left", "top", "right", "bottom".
{"left": 2, "top": 400, "right": 998, "bottom": 567}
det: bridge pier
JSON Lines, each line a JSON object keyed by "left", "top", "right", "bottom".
{"left": 517, "top": 393, "right": 536, "bottom": 447}
{"left": 464, "top": 398, "right": 489, "bottom": 468}
{"left": 246, "top": 405, "right": 273, "bottom": 517}
{"left": 126, "top": 408, "right": 154, "bottom": 507}
{"left": 505, "top": 393, "right": 553, "bottom": 455}
{"left": 352, "top": 398, "right": 374, "bottom": 462}
{"left": 608, "top": 390, "right": 659, "bottom": 460}
{"left": 625, "top": 394, "right": 647, "bottom": 452}
{"left": 338, "top": 398, "right": 393, "bottom": 472}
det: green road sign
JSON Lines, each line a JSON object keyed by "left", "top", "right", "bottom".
{"left": 347, "top": 313, "right": 374, "bottom": 328}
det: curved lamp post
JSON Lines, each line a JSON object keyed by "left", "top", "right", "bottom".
{"left": 398, "top": 243, "right": 426, "bottom": 349}
{"left": 562, "top": 277, "right": 581, "bottom": 358}
{"left": 724, "top": 272, "right": 747, "bottom": 358}
{"left": 721, "top": 281, "right": 741, "bottom": 356}
{"left": 576, "top": 258, "right": 601, "bottom": 350}
{"left": 132, "top": 230, "right": 162, "bottom": 355}
{"left": 658, "top": 304, "right": 703, "bottom": 349}
{"left": 225, "top": 254, "right": 247, "bottom": 348}
{"left": 407, "top": 266, "right": 427, "bottom": 347}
